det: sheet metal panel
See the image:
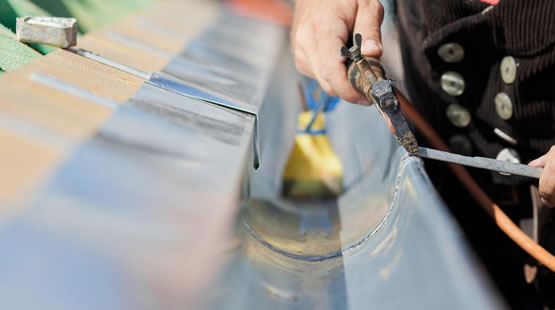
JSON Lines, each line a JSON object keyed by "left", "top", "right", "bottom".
{"left": 0, "top": 84, "right": 255, "bottom": 309}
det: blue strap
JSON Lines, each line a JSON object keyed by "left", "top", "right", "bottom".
{"left": 304, "top": 79, "right": 340, "bottom": 113}
{"left": 296, "top": 129, "right": 327, "bottom": 136}
{"left": 300, "top": 79, "right": 340, "bottom": 135}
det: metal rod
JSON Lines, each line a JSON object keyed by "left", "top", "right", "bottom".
{"left": 67, "top": 48, "right": 152, "bottom": 80}
{"left": 417, "top": 147, "right": 543, "bottom": 179}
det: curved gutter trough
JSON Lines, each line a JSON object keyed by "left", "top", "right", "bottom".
{"left": 204, "top": 48, "right": 503, "bottom": 309}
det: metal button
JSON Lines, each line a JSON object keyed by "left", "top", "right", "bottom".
{"left": 494, "top": 128, "right": 518, "bottom": 145}
{"left": 441, "top": 71, "right": 465, "bottom": 96}
{"left": 438, "top": 43, "right": 464, "bottom": 63}
{"left": 495, "top": 92, "right": 513, "bottom": 120}
{"left": 500, "top": 56, "right": 517, "bottom": 84}
{"left": 449, "top": 134, "right": 473, "bottom": 156}
{"left": 446, "top": 103, "right": 472, "bottom": 128}
{"left": 496, "top": 148, "right": 521, "bottom": 163}
{"left": 496, "top": 148, "right": 521, "bottom": 176}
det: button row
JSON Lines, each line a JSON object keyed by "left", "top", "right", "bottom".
{"left": 495, "top": 56, "right": 517, "bottom": 122}
{"left": 438, "top": 44, "right": 520, "bottom": 164}
{"left": 438, "top": 44, "right": 517, "bottom": 126}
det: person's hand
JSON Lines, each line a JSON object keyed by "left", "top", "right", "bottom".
{"left": 291, "top": 0, "right": 384, "bottom": 104}
{"left": 530, "top": 146, "right": 555, "bottom": 207}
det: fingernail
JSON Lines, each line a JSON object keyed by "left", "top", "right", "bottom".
{"left": 362, "top": 40, "right": 382, "bottom": 55}
{"left": 357, "top": 99, "right": 370, "bottom": 106}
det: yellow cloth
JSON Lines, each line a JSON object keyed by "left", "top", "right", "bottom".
{"left": 282, "top": 111, "right": 343, "bottom": 198}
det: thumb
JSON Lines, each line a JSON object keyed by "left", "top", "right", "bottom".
{"left": 354, "top": 0, "right": 384, "bottom": 58}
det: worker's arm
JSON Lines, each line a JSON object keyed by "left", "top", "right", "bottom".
{"left": 291, "top": 0, "right": 384, "bottom": 104}
{"left": 530, "top": 146, "right": 555, "bottom": 207}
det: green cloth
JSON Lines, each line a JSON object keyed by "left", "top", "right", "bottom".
{"left": 0, "top": 23, "right": 40, "bottom": 72}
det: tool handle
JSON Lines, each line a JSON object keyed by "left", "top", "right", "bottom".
{"left": 346, "top": 57, "right": 385, "bottom": 104}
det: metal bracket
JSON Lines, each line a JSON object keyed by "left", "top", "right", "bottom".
{"left": 148, "top": 73, "right": 261, "bottom": 169}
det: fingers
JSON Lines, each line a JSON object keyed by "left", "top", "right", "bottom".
{"left": 539, "top": 170, "right": 555, "bottom": 207}
{"left": 291, "top": 0, "right": 383, "bottom": 104}
{"left": 537, "top": 146, "right": 555, "bottom": 207}
{"left": 294, "top": 43, "right": 314, "bottom": 79}
{"left": 529, "top": 153, "right": 548, "bottom": 167}
{"left": 291, "top": 5, "right": 314, "bottom": 79}
{"left": 541, "top": 197, "right": 553, "bottom": 208}
{"left": 354, "top": 0, "right": 384, "bottom": 58}
{"left": 314, "top": 34, "right": 367, "bottom": 103}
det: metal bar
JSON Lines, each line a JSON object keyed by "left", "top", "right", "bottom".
{"left": 417, "top": 147, "right": 543, "bottom": 179}
{"left": 68, "top": 48, "right": 152, "bottom": 80}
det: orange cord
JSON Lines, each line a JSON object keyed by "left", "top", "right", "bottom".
{"left": 395, "top": 89, "right": 555, "bottom": 272}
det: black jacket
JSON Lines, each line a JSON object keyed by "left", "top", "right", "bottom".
{"left": 397, "top": 0, "right": 555, "bottom": 184}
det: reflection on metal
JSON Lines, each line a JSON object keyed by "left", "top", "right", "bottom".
{"left": 129, "top": 83, "right": 253, "bottom": 147}
{"left": 243, "top": 200, "right": 347, "bottom": 262}
{"left": 148, "top": 73, "right": 246, "bottom": 113}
